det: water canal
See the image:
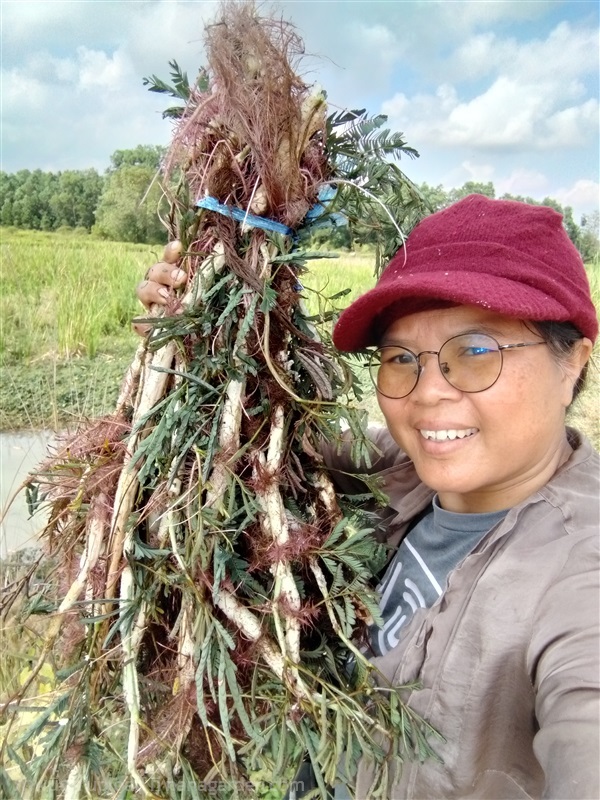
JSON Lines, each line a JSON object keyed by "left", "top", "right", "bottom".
{"left": 1, "top": 431, "right": 53, "bottom": 558}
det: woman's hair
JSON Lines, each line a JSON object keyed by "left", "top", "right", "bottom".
{"left": 530, "top": 320, "right": 590, "bottom": 403}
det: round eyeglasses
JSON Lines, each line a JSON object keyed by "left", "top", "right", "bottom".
{"left": 369, "top": 333, "right": 547, "bottom": 399}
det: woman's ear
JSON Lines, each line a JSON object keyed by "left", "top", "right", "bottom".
{"left": 573, "top": 337, "right": 594, "bottom": 374}
{"left": 562, "top": 337, "right": 594, "bottom": 406}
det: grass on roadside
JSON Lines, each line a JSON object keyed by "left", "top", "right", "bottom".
{"left": 0, "top": 352, "right": 135, "bottom": 431}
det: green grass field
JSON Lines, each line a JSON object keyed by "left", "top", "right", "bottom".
{"left": 1, "top": 228, "right": 155, "bottom": 363}
{"left": 0, "top": 228, "right": 378, "bottom": 429}
{"left": 1, "top": 227, "right": 598, "bottom": 442}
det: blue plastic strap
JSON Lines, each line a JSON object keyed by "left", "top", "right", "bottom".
{"left": 303, "top": 184, "right": 347, "bottom": 229}
{"left": 196, "top": 196, "right": 294, "bottom": 236}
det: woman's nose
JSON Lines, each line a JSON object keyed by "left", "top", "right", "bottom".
{"left": 413, "top": 352, "right": 460, "bottom": 400}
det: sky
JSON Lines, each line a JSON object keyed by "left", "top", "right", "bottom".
{"left": 1, "top": 0, "right": 599, "bottom": 220}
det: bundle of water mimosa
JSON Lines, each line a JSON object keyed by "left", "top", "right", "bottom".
{"left": 1, "top": 3, "right": 438, "bottom": 797}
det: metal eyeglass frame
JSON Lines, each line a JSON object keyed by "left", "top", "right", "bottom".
{"left": 369, "top": 334, "right": 547, "bottom": 399}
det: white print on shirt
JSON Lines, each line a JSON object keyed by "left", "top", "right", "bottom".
{"left": 378, "top": 604, "right": 407, "bottom": 652}
{"left": 404, "top": 578, "right": 426, "bottom": 610}
{"left": 404, "top": 539, "right": 443, "bottom": 594}
{"left": 376, "top": 543, "right": 444, "bottom": 656}
{"left": 379, "top": 559, "right": 404, "bottom": 611}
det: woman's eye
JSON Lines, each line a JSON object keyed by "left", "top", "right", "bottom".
{"left": 462, "top": 346, "right": 493, "bottom": 357}
{"left": 391, "top": 353, "right": 414, "bottom": 365}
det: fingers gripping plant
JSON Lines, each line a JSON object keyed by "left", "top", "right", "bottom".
{"left": 1, "top": 3, "right": 438, "bottom": 798}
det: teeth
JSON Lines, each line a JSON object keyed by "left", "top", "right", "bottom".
{"left": 420, "top": 428, "right": 477, "bottom": 441}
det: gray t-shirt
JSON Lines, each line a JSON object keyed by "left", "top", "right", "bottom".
{"left": 368, "top": 496, "right": 508, "bottom": 657}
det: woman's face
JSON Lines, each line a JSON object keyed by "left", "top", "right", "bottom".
{"left": 377, "top": 305, "right": 591, "bottom": 513}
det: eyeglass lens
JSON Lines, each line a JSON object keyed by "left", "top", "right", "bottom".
{"left": 370, "top": 333, "right": 503, "bottom": 399}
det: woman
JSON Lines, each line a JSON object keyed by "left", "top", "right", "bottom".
{"left": 138, "top": 195, "right": 599, "bottom": 799}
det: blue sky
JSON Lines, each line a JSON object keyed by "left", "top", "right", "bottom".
{"left": 1, "top": 0, "right": 598, "bottom": 219}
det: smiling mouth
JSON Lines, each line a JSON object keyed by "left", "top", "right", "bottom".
{"left": 419, "top": 428, "right": 478, "bottom": 442}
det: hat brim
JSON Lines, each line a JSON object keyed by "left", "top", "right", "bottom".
{"left": 333, "top": 268, "right": 573, "bottom": 352}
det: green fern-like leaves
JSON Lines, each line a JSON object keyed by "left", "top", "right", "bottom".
{"left": 143, "top": 60, "right": 210, "bottom": 118}
{"left": 309, "top": 109, "right": 432, "bottom": 271}
{"left": 326, "top": 108, "right": 419, "bottom": 176}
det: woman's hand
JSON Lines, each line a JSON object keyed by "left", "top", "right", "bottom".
{"left": 133, "top": 243, "right": 187, "bottom": 336}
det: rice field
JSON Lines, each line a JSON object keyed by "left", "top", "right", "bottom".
{"left": 1, "top": 228, "right": 156, "bottom": 363}
{"left": 0, "top": 228, "right": 376, "bottom": 363}
{"left": 0, "top": 228, "right": 379, "bottom": 428}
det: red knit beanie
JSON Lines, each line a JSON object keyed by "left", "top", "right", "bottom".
{"left": 333, "top": 194, "right": 599, "bottom": 351}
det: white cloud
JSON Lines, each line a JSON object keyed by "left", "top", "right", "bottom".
{"left": 494, "top": 167, "right": 550, "bottom": 197}
{"left": 444, "top": 77, "right": 549, "bottom": 147}
{"left": 1, "top": 68, "right": 48, "bottom": 112}
{"left": 513, "top": 21, "right": 599, "bottom": 81}
{"left": 348, "top": 21, "right": 398, "bottom": 64}
{"left": 1, "top": 45, "right": 137, "bottom": 123}
{"left": 1, "top": 0, "right": 597, "bottom": 220}
{"left": 433, "top": 162, "right": 551, "bottom": 199}
{"left": 0, "top": 0, "right": 218, "bottom": 172}
{"left": 434, "top": 0, "right": 550, "bottom": 32}
{"left": 460, "top": 160, "right": 496, "bottom": 184}
{"left": 382, "top": 83, "right": 459, "bottom": 131}
{"left": 53, "top": 57, "right": 79, "bottom": 83}
{"left": 329, "top": 21, "right": 400, "bottom": 95}
{"left": 450, "top": 21, "right": 599, "bottom": 84}
{"left": 383, "top": 45, "right": 598, "bottom": 152}
{"left": 378, "top": 15, "right": 599, "bottom": 158}
{"left": 554, "top": 180, "right": 600, "bottom": 218}
{"left": 123, "top": 1, "right": 217, "bottom": 76}
{"left": 452, "top": 32, "right": 499, "bottom": 80}
{"left": 410, "top": 160, "right": 598, "bottom": 218}
{"left": 76, "top": 47, "right": 133, "bottom": 92}
{"left": 543, "top": 99, "right": 600, "bottom": 148}
{"left": 2, "top": 0, "right": 77, "bottom": 39}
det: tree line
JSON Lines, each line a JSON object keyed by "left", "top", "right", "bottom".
{"left": 0, "top": 145, "right": 167, "bottom": 244}
{"left": 1, "top": 145, "right": 598, "bottom": 262}
{"left": 315, "top": 180, "right": 599, "bottom": 263}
